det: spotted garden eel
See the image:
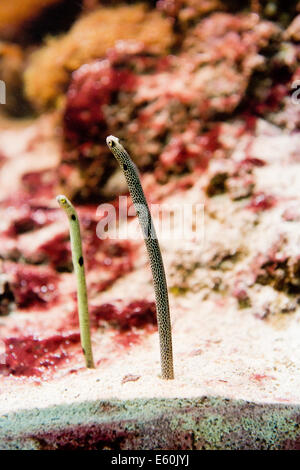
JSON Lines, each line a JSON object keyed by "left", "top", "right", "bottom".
{"left": 106, "top": 135, "right": 174, "bottom": 380}
{"left": 56, "top": 195, "right": 95, "bottom": 369}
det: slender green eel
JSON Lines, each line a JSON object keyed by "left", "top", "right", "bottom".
{"left": 56, "top": 195, "right": 95, "bottom": 369}
{"left": 106, "top": 136, "right": 174, "bottom": 380}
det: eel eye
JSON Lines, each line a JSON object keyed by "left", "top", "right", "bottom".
{"left": 108, "top": 140, "right": 115, "bottom": 148}
{"left": 61, "top": 197, "right": 66, "bottom": 204}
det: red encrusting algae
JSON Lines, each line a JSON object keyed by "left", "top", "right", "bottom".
{"left": 64, "top": 59, "right": 138, "bottom": 142}
{"left": 239, "top": 157, "right": 266, "bottom": 170}
{"left": 91, "top": 300, "right": 157, "bottom": 331}
{"left": 2, "top": 202, "right": 59, "bottom": 238}
{"left": 159, "top": 125, "right": 220, "bottom": 172}
{"left": 0, "top": 332, "right": 80, "bottom": 376}
{"left": 3, "top": 263, "right": 59, "bottom": 310}
{"left": 21, "top": 170, "right": 57, "bottom": 199}
{"left": 38, "top": 233, "right": 71, "bottom": 269}
{"left": 247, "top": 193, "right": 277, "bottom": 212}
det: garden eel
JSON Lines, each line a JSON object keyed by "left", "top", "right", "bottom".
{"left": 106, "top": 135, "right": 174, "bottom": 380}
{"left": 56, "top": 195, "right": 95, "bottom": 369}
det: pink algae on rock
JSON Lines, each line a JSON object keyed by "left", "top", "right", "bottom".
{"left": 91, "top": 300, "right": 157, "bottom": 331}
{"left": 0, "top": 332, "right": 80, "bottom": 377}
{"left": 247, "top": 193, "right": 277, "bottom": 212}
{"left": 3, "top": 263, "right": 59, "bottom": 310}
